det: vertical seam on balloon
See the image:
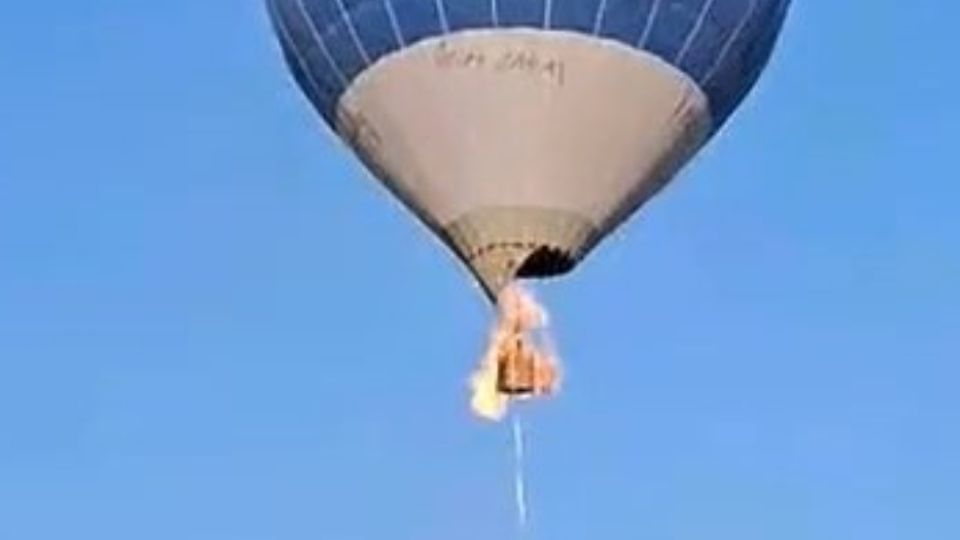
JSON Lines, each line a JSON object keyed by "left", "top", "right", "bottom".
{"left": 270, "top": 1, "right": 336, "bottom": 97}
{"left": 293, "top": 0, "right": 349, "bottom": 89}
{"left": 544, "top": 0, "right": 553, "bottom": 29}
{"left": 383, "top": 0, "right": 406, "bottom": 47}
{"left": 434, "top": 0, "right": 450, "bottom": 33}
{"left": 333, "top": 0, "right": 372, "bottom": 66}
{"left": 701, "top": 0, "right": 757, "bottom": 87}
{"left": 675, "top": 0, "right": 716, "bottom": 65}
{"left": 637, "top": 0, "right": 662, "bottom": 47}
{"left": 592, "top": 0, "right": 609, "bottom": 35}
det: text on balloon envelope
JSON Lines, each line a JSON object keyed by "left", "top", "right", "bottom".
{"left": 432, "top": 41, "right": 567, "bottom": 87}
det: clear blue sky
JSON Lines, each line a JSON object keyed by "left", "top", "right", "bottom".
{"left": 1, "top": 1, "right": 957, "bottom": 539}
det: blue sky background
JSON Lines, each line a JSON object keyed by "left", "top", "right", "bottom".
{"left": 1, "top": 1, "right": 957, "bottom": 539}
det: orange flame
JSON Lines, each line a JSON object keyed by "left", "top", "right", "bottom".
{"left": 469, "top": 283, "right": 561, "bottom": 421}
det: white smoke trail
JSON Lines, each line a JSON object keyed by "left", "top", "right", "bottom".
{"left": 512, "top": 413, "right": 528, "bottom": 531}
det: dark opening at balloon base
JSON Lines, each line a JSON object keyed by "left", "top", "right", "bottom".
{"left": 515, "top": 246, "right": 576, "bottom": 279}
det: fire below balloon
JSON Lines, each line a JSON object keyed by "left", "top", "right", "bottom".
{"left": 469, "top": 284, "right": 560, "bottom": 421}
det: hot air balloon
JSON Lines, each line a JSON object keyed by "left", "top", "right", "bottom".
{"left": 265, "top": 0, "right": 791, "bottom": 300}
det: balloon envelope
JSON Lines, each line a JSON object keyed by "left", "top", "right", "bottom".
{"left": 267, "top": 0, "right": 790, "bottom": 298}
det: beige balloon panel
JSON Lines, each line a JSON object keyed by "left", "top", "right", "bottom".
{"left": 335, "top": 29, "right": 712, "bottom": 299}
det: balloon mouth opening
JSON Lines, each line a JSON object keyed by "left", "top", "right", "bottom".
{"left": 515, "top": 245, "right": 576, "bottom": 279}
